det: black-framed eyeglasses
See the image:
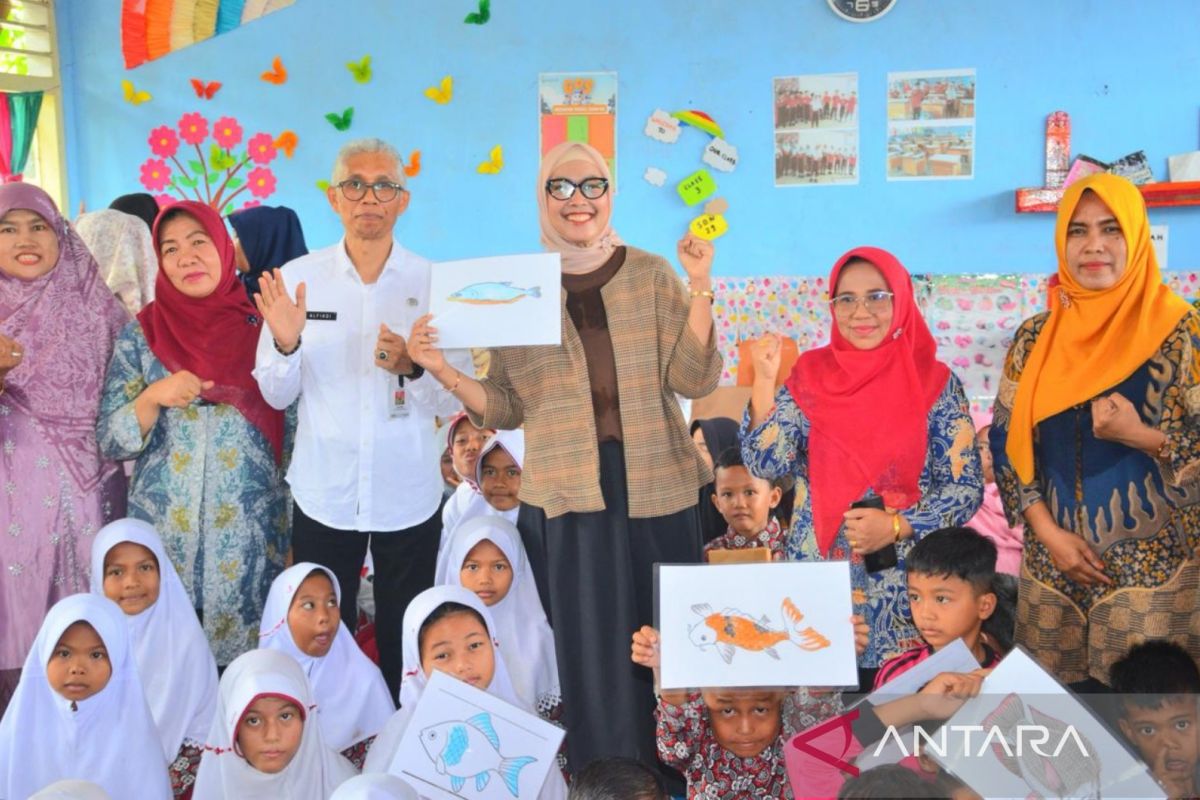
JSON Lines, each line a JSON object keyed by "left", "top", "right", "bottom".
{"left": 336, "top": 179, "right": 406, "bottom": 202}
{"left": 545, "top": 177, "right": 609, "bottom": 201}
{"left": 829, "top": 290, "right": 894, "bottom": 315}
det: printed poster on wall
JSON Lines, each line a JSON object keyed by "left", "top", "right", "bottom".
{"left": 773, "top": 72, "right": 859, "bottom": 187}
{"left": 886, "top": 68, "right": 976, "bottom": 181}
{"left": 539, "top": 71, "right": 617, "bottom": 184}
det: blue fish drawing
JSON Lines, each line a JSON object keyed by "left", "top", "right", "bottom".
{"left": 420, "top": 712, "right": 536, "bottom": 796}
{"left": 447, "top": 281, "right": 541, "bottom": 305}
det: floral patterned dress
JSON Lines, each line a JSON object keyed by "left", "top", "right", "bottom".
{"left": 990, "top": 311, "right": 1200, "bottom": 684}
{"left": 97, "top": 321, "right": 288, "bottom": 665}
{"left": 741, "top": 374, "right": 982, "bottom": 667}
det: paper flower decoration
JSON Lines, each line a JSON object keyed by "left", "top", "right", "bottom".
{"left": 122, "top": 1, "right": 295, "bottom": 69}
{"left": 671, "top": 110, "right": 724, "bottom": 139}
{"left": 136, "top": 111, "right": 282, "bottom": 213}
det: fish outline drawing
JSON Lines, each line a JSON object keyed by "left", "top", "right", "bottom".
{"left": 981, "top": 693, "right": 1101, "bottom": 800}
{"left": 447, "top": 281, "right": 542, "bottom": 305}
{"left": 688, "top": 597, "right": 831, "bottom": 664}
{"left": 420, "top": 711, "right": 537, "bottom": 797}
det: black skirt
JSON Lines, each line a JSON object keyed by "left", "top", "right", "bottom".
{"left": 518, "top": 441, "right": 701, "bottom": 780}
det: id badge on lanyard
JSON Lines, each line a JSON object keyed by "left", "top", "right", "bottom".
{"left": 388, "top": 375, "right": 410, "bottom": 419}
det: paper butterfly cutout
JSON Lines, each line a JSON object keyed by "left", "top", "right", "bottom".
{"left": 346, "top": 55, "right": 371, "bottom": 84}
{"left": 423, "top": 75, "right": 453, "bottom": 104}
{"left": 403, "top": 150, "right": 421, "bottom": 178}
{"left": 261, "top": 56, "right": 287, "bottom": 85}
{"left": 121, "top": 79, "right": 151, "bottom": 105}
{"left": 274, "top": 131, "right": 298, "bottom": 159}
{"left": 325, "top": 107, "right": 354, "bottom": 132}
{"left": 190, "top": 79, "right": 221, "bottom": 100}
{"left": 316, "top": 179, "right": 331, "bottom": 192}
{"left": 477, "top": 145, "right": 503, "bottom": 174}
{"left": 464, "top": 0, "right": 490, "bottom": 24}
{"left": 209, "top": 144, "right": 237, "bottom": 171}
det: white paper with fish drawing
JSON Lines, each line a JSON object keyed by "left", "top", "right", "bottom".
{"left": 928, "top": 647, "right": 1164, "bottom": 800}
{"left": 656, "top": 562, "right": 856, "bottom": 690}
{"left": 389, "top": 670, "right": 565, "bottom": 800}
{"left": 428, "top": 254, "right": 562, "bottom": 348}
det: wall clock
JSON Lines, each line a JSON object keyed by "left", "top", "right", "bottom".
{"left": 827, "top": 0, "right": 897, "bottom": 22}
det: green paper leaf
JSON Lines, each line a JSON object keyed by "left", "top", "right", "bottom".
{"left": 464, "top": 0, "right": 490, "bottom": 24}
{"left": 178, "top": 176, "right": 198, "bottom": 189}
{"left": 188, "top": 159, "right": 205, "bottom": 174}
{"left": 207, "top": 172, "right": 220, "bottom": 183}
{"left": 223, "top": 203, "right": 234, "bottom": 215}
{"left": 226, "top": 177, "right": 245, "bottom": 190}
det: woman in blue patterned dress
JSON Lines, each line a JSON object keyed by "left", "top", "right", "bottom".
{"left": 990, "top": 173, "right": 1200, "bottom": 688}
{"left": 741, "top": 246, "right": 982, "bottom": 686}
{"left": 97, "top": 201, "right": 288, "bottom": 666}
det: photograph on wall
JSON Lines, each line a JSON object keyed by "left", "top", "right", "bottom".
{"left": 539, "top": 71, "right": 617, "bottom": 180}
{"left": 774, "top": 73, "right": 859, "bottom": 188}
{"left": 887, "top": 68, "right": 976, "bottom": 121}
{"left": 775, "top": 130, "right": 859, "bottom": 187}
{"left": 774, "top": 73, "right": 859, "bottom": 130}
{"left": 886, "top": 123, "right": 974, "bottom": 180}
{"left": 657, "top": 562, "right": 857, "bottom": 690}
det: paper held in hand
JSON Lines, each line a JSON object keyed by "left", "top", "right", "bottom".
{"left": 429, "top": 253, "right": 562, "bottom": 349}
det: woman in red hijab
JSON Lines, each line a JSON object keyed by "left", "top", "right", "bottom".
{"left": 97, "top": 201, "right": 288, "bottom": 671}
{"left": 742, "top": 246, "right": 982, "bottom": 687}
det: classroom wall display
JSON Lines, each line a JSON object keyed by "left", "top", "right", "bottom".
{"left": 121, "top": 1, "right": 296, "bottom": 69}
{"left": 886, "top": 69, "right": 976, "bottom": 180}
{"left": 657, "top": 562, "right": 857, "bottom": 690}
{"left": 539, "top": 72, "right": 617, "bottom": 179}
{"left": 388, "top": 671, "right": 565, "bottom": 800}
{"left": 773, "top": 73, "right": 859, "bottom": 187}
{"left": 428, "top": 253, "right": 562, "bottom": 348}
{"left": 929, "top": 648, "right": 1164, "bottom": 800}
{"left": 59, "top": 2, "right": 1200, "bottom": 276}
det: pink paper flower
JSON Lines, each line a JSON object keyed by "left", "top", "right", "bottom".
{"left": 241, "top": 200, "right": 262, "bottom": 210}
{"left": 213, "top": 116, "right": 243, "bottom": 150}
{"left": 177, "top": 112, "right": 209, "bottom": 146}
{"left": 148, "top": 125, "right": 179, "bottom": 159}
{"left": 246, "top": 167, "right": 276, "bottom": 198}
{"left": 155, "top": 194, "right": 178, "bottom": 208}
{"left": 139, "top": 158, "right": 172, "bottom": 192}
{"left": 246, "top": 132, "right": 277, "bottom": 165}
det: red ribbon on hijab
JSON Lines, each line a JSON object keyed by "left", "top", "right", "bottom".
{"left": 136, "top": 201, "right": 284, "bottom": 463}
{"left": 785, "top": 247, "right": 949, "bottom": 556}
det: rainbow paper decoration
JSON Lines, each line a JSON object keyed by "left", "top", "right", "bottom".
{"left": 122, "top": 0, "right": 295, "bottom": 69}
{"left": 671, "top": 109, "right": 724, "bottom": 139}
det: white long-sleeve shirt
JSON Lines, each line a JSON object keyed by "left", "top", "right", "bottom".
{"left": 253, "top": 238, "right": 469, "bottom": 532}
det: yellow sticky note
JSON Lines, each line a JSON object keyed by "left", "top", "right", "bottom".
{"left": 689, "top": 213, "right": 728, "bottom": 240}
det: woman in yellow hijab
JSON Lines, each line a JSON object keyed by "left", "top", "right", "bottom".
{"left": 990, "top": 172, "right": 1200, "bottom": 688}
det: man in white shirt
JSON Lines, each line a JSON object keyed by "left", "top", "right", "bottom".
{"left": 252, "top": 138, "right": 467, "bottom": 698}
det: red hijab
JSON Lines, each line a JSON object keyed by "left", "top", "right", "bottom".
{"left": 785, "top": 247, "right": 949, "bottom": 555}
{"left": 136, "top": 201, "right": 283, "bottom": 462}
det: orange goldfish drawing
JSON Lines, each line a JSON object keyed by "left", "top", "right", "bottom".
{"left": 689, "top": 598, "right": 830, "bottom": 664}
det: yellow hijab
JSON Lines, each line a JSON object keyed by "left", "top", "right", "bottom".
{"left": 1006, "top": 173, "right": 1191, "bottom": 483}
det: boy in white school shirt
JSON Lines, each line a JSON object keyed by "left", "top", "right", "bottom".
{"left": 253, "top": 137, "right": 471, "bottom": 699}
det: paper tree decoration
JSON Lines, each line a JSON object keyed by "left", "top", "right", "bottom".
{"left": 138, "top": 112, "right": 280, "bottom": 213}
{"left": 122, "top": 0, "right": 296, "bottom": 69}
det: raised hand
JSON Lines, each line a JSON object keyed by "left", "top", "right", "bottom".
{"left": 630, "top": 625, "right": 661, "bottom": 670}
{"left": 407, "top": 314, "right": 447, "bottom": 374}
{"left": 255, "top": 268, "right": 307, "bottom": 353}
{"left": 751, "top": 333, "right": 783, "bottom": 384}
{"left": 677, "top": 233, "right": 714, "bottom": 285}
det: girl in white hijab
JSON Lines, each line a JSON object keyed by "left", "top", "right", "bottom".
{"left": 259, "top": 563, "right": 394, "bottom": 767}
{"left": 90, "top": 518, "right": 218, "bottom": 784}
{"left": 74, "top": 208, "right": 157, "bottom": 315}
{"left": 0, "top": 593, "right": 171, "bottom": 799}
{"left": 439, "top": 516, "right": 561, "bottom": 719}
{"left": 362, "top": 587, "right": 566, "bottom": 799}
{"left": 192, "top": 648, "right": 356, "bottom": 799}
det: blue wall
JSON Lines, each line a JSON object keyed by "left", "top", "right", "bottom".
{"left": 58, "top": 1, "right": 1200, "bottom": 276}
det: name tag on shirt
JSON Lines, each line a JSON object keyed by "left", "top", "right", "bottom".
{"left": 389, "top": 378, "right": 410, "bottom": 419}
{"left": 306, "top": 311, "right": 338, "bottom": 321}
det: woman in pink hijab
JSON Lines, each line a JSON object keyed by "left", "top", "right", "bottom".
{"left": 0, "top": 183, "right": 129, "bottom": 714}
{"left": 408, "top": 142, "right": 722, "bottom": 783}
